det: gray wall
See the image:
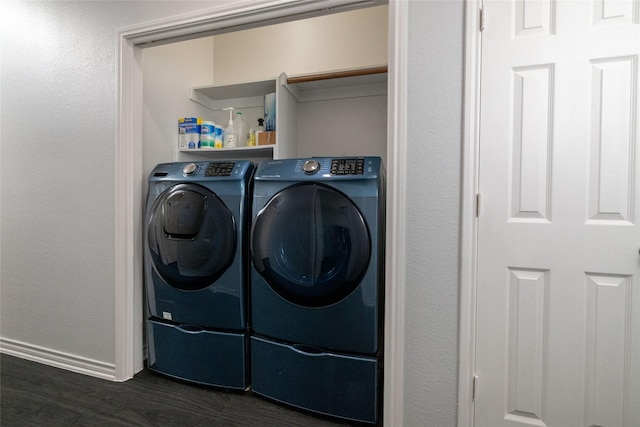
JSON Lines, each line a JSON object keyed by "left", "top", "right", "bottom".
{"left": 0, "top": 0, "right": 231, "bottom": 369}
{"left": 404, "top": 1, "right": 463, "bottom": 424}
{"left": 0, "top": 0, "right": 464, "bottom": 423}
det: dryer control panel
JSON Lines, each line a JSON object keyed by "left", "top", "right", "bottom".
{"left": 254, "top": 157, "right": 381, "bottom": 181}
{"left": 303, "top": 158, "right": 365, "bottom": 176}
{"left": 330, "top": 158, "right": 365, "bottom": 175}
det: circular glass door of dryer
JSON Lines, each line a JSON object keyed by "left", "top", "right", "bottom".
{"left": 147, "top": 183, "right": 236, "bottom": 291}
{"left": 252, "top": 183, "right": 371, "bottom": 307}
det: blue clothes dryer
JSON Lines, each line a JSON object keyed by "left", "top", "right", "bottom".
{"left": 249, "top": 157, "right": 385, "bottom": 424}
{"left": 144, "top": 160, "right": 254, "bottom": 389}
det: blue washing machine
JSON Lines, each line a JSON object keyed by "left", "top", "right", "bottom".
{"left": 144, "top": 160, "right": 254, "bottom": 389}
{"left": 249, "top": 157, "right": 385, "bottom": 424}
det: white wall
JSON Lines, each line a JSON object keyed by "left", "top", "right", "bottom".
{"left": 143, "top": 8, "right": 388, "bottom": 166}
{"left": 297, "top": 95, "right": 387, "bottom": 160}
{"left": 213, "top": 5, "right": 388, "bottom": 85}
{"left": 142, "top": 37, "right": 215, "bottom": 192}
{"left": 0, "top": 0, "right": 464, "bottom": 424}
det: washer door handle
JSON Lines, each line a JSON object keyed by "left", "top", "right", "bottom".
{"left": 291, "top": 343, "right": 326, "bottom": 357}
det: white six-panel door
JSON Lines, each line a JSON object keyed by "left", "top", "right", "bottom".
{"left": 475, "top": 0, "right": 640, "bottom": 425}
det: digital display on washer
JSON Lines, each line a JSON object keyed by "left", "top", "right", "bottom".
{"left": 205, "top": 162, "right": 235, "bottom": 176}
{"left": 330, "top": 158, "right": 364, "bottom": 175}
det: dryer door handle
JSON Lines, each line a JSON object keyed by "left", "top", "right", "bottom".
{"left": 291, "top": 343, "right": 327, "bottom": 357}
{"left": 176, "top": 324, "right": 205, "bottom": 334}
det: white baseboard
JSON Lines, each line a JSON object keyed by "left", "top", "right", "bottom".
{"left": 0, "top": 337, "right": 116, "bottom": 381}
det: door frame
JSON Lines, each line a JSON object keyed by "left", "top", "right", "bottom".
{"left": 458, "top": 1, "right": 482, "bottom": 426}
{"left": 114, "top": 0, "right": 409, "bottom": 426}
{"left": 115, "top": 1, "right": 482, "bottom": 425}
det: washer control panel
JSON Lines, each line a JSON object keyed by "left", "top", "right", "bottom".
{"left": 182, "top": 163, "right": 198, "bottom": 175}
{"left": 151, "top": 160, "right": 253, "bottom": 182}
{"left": 204, "top": 162, "right": 236, "bottom": 177}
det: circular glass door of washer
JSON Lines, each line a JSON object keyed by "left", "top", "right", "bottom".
{"left": 147, "top": 183, "right": 236, "bottom": 291}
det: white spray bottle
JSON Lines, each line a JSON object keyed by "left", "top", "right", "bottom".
{"left": 235, "top": 111, "right": 247, "bottom": 147}
{"left": 223, "top": 107, "right": 237, "bottom": 148}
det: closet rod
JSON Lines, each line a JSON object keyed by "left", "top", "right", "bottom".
{"left": 286, "top": 66, "right": 388, "bottom": 84}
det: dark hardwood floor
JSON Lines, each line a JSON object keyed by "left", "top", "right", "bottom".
{"left": 0, "top": 354, "right": 356, "bottom": 426}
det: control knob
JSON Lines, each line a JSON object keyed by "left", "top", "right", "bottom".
{"left": 302, "top": 160, "right": 321, "bottom": 175}
{"left": 182, "top": 163, "right": 198, "bottom": 175}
